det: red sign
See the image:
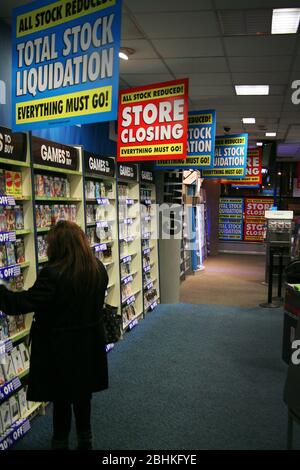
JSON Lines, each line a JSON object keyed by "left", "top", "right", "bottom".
{"left": 220, "top": 148, "right": 262, "bottom": 185}
{"left": 117, "top": 79, "right": 189, "bottom": 162}
{"left": 244, "top": 198, "right": 274, "bottom": 242}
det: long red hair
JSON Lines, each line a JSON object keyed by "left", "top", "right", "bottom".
{"left": 47, "top": 221, "right": 99, "bottom": 290}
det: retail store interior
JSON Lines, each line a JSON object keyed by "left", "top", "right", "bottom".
{"left": 1, "top": 0, "right": 300, "bottom": 452}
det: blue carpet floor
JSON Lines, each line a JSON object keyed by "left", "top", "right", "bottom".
{"left": 14, "top": 303, "right": 297, "bottom": 450}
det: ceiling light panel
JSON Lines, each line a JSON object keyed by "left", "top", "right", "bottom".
{"left": 272, "top": 8, "right": 300, "bottom": 34}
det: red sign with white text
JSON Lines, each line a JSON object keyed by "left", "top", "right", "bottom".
{"left": 220, "top": 148, "right": 262, "bottom": 185}
{"left": 117, "top": 79, "right": 189, "bottom": 162}
{"left": 244, "top": 198, "right": 274, "bottom": 242}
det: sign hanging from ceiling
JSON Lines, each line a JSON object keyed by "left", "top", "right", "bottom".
{"left": 220, "top": 148, "right": 262, "bottom": 187}
{"left": 12, "top": 0, "right": 122, "bottom": 131}
{"left": 202, "top": 134, "right": 248, "bottom": 179}
{"left": 155, "top": 109, "right": 216, "bottom": 169}
{"left": 117, "top": 78, "right": 189, "bottom": 162}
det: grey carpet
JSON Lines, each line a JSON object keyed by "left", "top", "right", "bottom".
{"left": 13, "top": 303, "right": 297, "bottom": 450}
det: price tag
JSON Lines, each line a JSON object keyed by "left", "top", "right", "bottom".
{"left": 0, "top": 419, "right": 31, "bottom": 450}
{"left": 0, "top": 232, "right": 16, "bottom": 244}
{"left": 150, "top": 301, "right": 158, "bottom": 311}
{"left": 145, "top": 282, "right": 153, "bottom": 291}
{"left": 143, "top": 232, "right": 151, "bottom": 239}
{"left": 145, "top": 199, "right": 151, "bottom": 206}
{"left": 124, "top": 236, "right": 134, "bottom": 243}
{"left": 124, "top": 218, "right": 133, "bottom": 225}
{"left": 128, "top": 318, "right": 138, "bottom": 330}
{"left": 143, "top": 248, "right": 150, "bottom": 255}
{"left": 94, "top": 243, "right": 107, "bottom": 253}
{"left": 126, "top": 199, "right": 134, "bottom": 205}
{"left": 0, "top": 376, "right": 21, "bottom": 402}
{"left": 122, "top": 255, "right": 131, "bottom": 264}
{"left": 96, "top": 221, "right": 108, "bottom": 228}
{"left": 125, "top": 295, "right": 135, "bottom": 306}
{"left": 123, "top": 275, "right": 133, "bottom": 285}
{"left": 144, "top": 265, "right": 151, "bottom": 273}
{"left": 96, "top": 198, "right": 110, "bottom": 206}
{"left": 105, "top": 343, "right": 114, "bottom": 353}
{"left": 0, "top": 196, "right": 16, "bottom": 207}
{"left": 144, "top": 216, "right": 151, "bottom": 222}
{"left": 0, "top": 265, "right": 21, "bottom": 280}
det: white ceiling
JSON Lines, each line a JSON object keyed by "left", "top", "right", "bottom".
{"left": 1, "top": 0, "right": 300, "bottom": 148}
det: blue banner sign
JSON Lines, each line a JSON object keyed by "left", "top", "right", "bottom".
{"left": 0, "top": 418, "right": 30, "bottom": 451}
{"left": 219, "top": 197, "right": 244, "bottom": 241}
{"left": 0, "top": 377, "right": 21, "bottom": 402}
{"left": 0, "top": 265, "right": 21, "bottom": 280}
{"left": 12, "top": 0, "right": 122, "bottom": 131}
{"left": 203, "top": 134, "right": 248, "bottom": 179}
{"left": 155, "top": 110, "right": 216, "bottom": 170}
{"left": 0, "top": 232, "right": 16, "bottom": 244}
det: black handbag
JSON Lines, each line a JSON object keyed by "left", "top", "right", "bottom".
{"left": 103, "top": 304, "right": 122, "bottom": 344}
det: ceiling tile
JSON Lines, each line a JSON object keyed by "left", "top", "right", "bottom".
{"left": 215, "top": 0, "right": 298, "bottom": 8}
{"left": 152, "top": 38, "right": 223, "bottom": 58}
{"left": 232, "top": 72, "right": 290, "bottom": 86}
{"left": 228, "top": 56, "right": 293, "bottom": 73}
{"left": 119, "top": 59, "right": 169, "bottom": 74}
{"left": 120, "top": 73, "right": 174, "bottom": 87}
{"left": 176, "top": 73, "right": 232, "bottom": 86}
{"left": 225, "top": 36, "right": 298, "bottom": 57}
{"left": 124, "top": 0, "right": 213, "bottom": 13}
{"left": 219, "top": 9, "right": 272, "bottom": 36}
{"left": 166, "top": 57, "right": 229, "bottom": 73}
{"left": 135, "top": 11, "right": 219, "bottom": 38}
{"left": 120, "top": 40, "right": 158, "bottom": 59}
{"left": 121, "top": 13, "right": 144, "bottom": 40}
{"left": 189, "top": 85, "right": 234, "bottom": 99}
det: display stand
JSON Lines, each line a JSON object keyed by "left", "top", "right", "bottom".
{"left": 0, "top": 127, "right": 42, "bottom": 447}
{"left": 82, "top": 152, "right": 120, "bottom": 317}
{"left": 31, "top": 137, "right": 85, "bottom": 268}
{"left": 117, "top": 164, "right": 143, "bottom": 332}
{"left": 140, "top": 170, "right": 160, "bottom": 314}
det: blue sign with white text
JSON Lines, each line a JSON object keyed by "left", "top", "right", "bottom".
{"left": 219, "top": 197, "right": 244, "bottom": 241}
{"left": 203, "top": 134, "right": 248, "bottom": 179}
{"left": 155, "top": 109, "right": 216, "bottom": 170}
{"left": 12, "top": 0, "right": 122, "bottom": 131}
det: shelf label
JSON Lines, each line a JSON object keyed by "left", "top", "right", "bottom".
{"left": 149, "top": 301, "right": 158, "bottom": 311}
{"left": 144, "top": 216, "right": 151, "bottom": 222}
{"left": 84, "top": 153, "right": 115, "bottom": 178}
{"left": 0, "top": 196, "right": 16, "bottom": 207}
{"left": 32, "top": 137, "right": 79, "bottom": 171}
{"left": 143, "top": 232, "right": 151, "bottom": 239}
{"left": 143, "top": 248, "right": 150, "bottom": 255}
{"left": 123, "top": 218, "right": 133, "bottom": 225}
{"left": 94, "top": 244, "right": 107, "bottom": 253}
{"left": 97, "top": 198, "right": 110, "bottom": 206}
{"left": 126, "top": 199, "right": 134, "bottom": 206}
{"left": 96, "top": 221, "right": 108, "bottom": 228}
{"left": 128, "top": 318, "right": 138, "bottom": 330}
{"left": 0, "top": 232, "right": 16, "bottom": 244}
{"left": 105, "top": 343, "right": 115, "bottom": 353}
{"left": 122, "top": 255, "right": 132, "bottom": 264}
{"left": 0, "top": 418, "right": 30, "bottom": 450}
{"left": 123, "top": 236, "right": 134, "bottom": 243}
{"left": 141, "top": 170, "right": 154, "bottom": 183}
{"left": 145, "top": 282, "right": 153, "bottom": 291}
{"left": 144, "top": 265, "right": 151, "bottom": 273}
{"left": 0, "top": 264, "right": 21, "bottom": 280}
{"left": 0, "top": 127, "right": 27, "bottom": 163}
{"left": 122, "top": 275, "right": 133, "bottom": 285}
{"left": 142, "top": 199, "right": 151, "bottom": 206}
{"left": 0, "top": 376, "right": 21, "bottom": 402}
{"left": 124, "top": 295, "right": 135, "bottom": 306}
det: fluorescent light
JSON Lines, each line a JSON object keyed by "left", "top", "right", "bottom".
{"left": 235, "top": 85, "right": 269, "bottom": 95}
{"left": 242, "top": 118, "right": 256, "bottom": 124}
{"left": 119, "top": 51, "right": 129, "bottom": 60}
{"left": 256, "top": 142, "right": 263, "bottom": 147}
{"left": 272, "top": 8, "right": 300, "bottom": 34}
{"left": 265, "top": 132, "right": 277, "bottom": 137}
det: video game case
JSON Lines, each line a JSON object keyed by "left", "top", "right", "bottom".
{"left": 11, "top": 347, "right": 24, "bottom": 375}
{"left": 13, "top": 172, "right": 22, "bottom": 197}
{"left": 0, "top": 401, "right": 11, "bottom": 433}
{"left": 2, "top": 354, "right": 16, "bottom": 381}
{"left": 9, "top": 395, "right": 20, "bottom": 424}
{"left": 17, "top": 388, "right": 27, "bottom": 418}
{"left": 18, "top": 344, "right": 30, "bottom": 370}
{"left": 15, "top": 315, "right": 25, "bottom": 331}
{"left": 6, "top": 316, "right": 18, "bottom": 337}
{"left": 0, "top": 169, "right": 5, "bottom": 195}
{"left": 5, "top": 207, "right": 16, "bottom": 231}
{"left": 6, "top": 241, "right": 16, "bottom": 266}
{"left": 5, "top": 171, "right": 14, "bottom": 196}
{"left": 0, "top": 316, "right": 8, "bottom": 341}
{"left": 15, "top": 239, "right": 25, "bottom": 264}
{"left": 0, "top": 365, "right": 6, "bottom": 386}
{"left": 15, "top": 205, "right": 24, "bottom": 230}
{"left": 0, "top": 245, "right": 7, "bottom": 268}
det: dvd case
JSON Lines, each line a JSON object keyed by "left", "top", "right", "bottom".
{"left": 15, "top": 239, "right": 25, "bottom": 264}
{"left": 6, "top": 242, "right": 16, "bottom": 266}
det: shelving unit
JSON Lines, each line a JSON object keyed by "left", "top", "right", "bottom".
{"left": 0, "top": 127, "right": 38, "bottom": 446}
{"left": 117, "top": 164, "right": 143, "bottom": 331}
{"left": 83, "top": 152, "right": 120, "bottom": 314}
{"left": 31, "top": 137, "right": 85, "bottom": 268}
{"left": 140, "top": 171, "right": 160, "bottom": 313}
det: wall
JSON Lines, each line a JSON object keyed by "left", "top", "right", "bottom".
{"left": 0, "top": 20, "right": 12, "bottom": 128}
{"left": 202, "top": 180, "right": 220, "bottom": 256}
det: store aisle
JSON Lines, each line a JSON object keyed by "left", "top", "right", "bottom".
{"left": 15, "top": 303, "right": 292, "bottom": 450}
{"left": 180, "top": 254, "right": 267, "bottom": 307}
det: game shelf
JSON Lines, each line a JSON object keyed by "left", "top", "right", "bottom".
{"left": 140, "top": 170, "right": 160, "bottom": 313}
{"left": 0, "top": 127, "right": 41, "bottom": 449}
{"left": 117, "top": 164, "right": 143, "bottom": 331}
{"left": 31, "top": 137, "right": 85, "bottom": 267}
{"left": 83, "top": 152, "right": 120, "bottom": 316}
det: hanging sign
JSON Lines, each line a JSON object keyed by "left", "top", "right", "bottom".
{"left": 32, "top": 137, "right": 79, "bottom": 171}
{"left": 202, "top": 134, "right": 248, "bottom": 179}
{"left": 117, "top": 163, "right": 138, "bottom": 182}
{"left": 155, "top": 109, "right": 216, "bottom": 169}
{"left": 244, "top": 198, "right": 274, "bottom": 242}
{"left": 0, "top": 127, "right": 27, "bottom": 162}
{"left": 84, "top": 152, "right": 115, "bottom": 178}
{"left": 220, "top": 148, "right": 262, "bottom": 186}
{"left": 219, "top": 197, "right": 244, "bottom": 241}
{"left": 140, "top": 170, "right": 154, "bottom": 183}
{"left": 117, "top": 79, "right": 189, "bottom": 162}
{"left": 12, "top": 0, "right": 122, "bottom": 131}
